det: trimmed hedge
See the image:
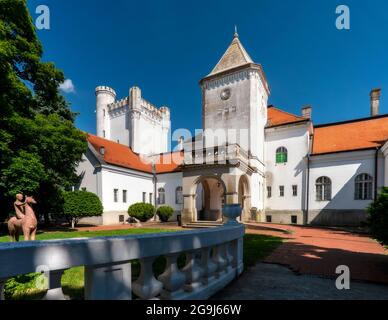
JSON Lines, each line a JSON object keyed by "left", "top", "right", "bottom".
{"left": 157, "top": 206, "right": 174, "bottom": 222}
{"left": 128, "top": 202, "right": 155, "bottom": 222}
{"left": 367, "top": 187, "right": 388, "bottom": 245}
{"left": 63, "top": 190, "right": 103, "bottom": 228}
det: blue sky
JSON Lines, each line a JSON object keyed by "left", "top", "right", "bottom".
{"left": 28, "top": 0, "right": 388, "bottom": 137}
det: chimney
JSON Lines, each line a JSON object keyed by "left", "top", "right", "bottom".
{"left": 301, "top": 106, "right": 312, "bottom": 119}
{"left": 370, "top": 88, "right": 381, "bottom": 117}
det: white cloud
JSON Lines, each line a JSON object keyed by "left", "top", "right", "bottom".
{"left": 59, "top": 79, "right": 75, "bottom": 93}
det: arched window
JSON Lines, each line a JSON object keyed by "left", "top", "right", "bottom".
{"left": 316, "top": 177, "right": 332, "bottom": 201}
{"left": 355, "top": 174, "right": 373, "bottom": 200}
{"left": 276, "top": 147, "right": 288, "bottom": 164}
{"left": 158, "top": 188, "right": 165, "bottom": 204}
{"left": 176, "top": 186, "right": 183, "bottom": 204}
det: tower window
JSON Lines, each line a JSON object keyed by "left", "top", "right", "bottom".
{"left": 103, "top": 130, "right": 106, "bottom": 138}
{"left": 276, "top": 147, "right": 288, "bottom": 164}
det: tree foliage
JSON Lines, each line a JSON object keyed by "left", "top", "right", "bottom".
{"left": 63, "top": 191, "right": 103, "bottom": 227}
{"left": 0, "top": 0, "right": 87, "bottom": 221}
{"left": 128, "top": 203, "right": 155, "bottom": 222}
{"left": 367, "top": 187, "right": 388, "bottom": 245}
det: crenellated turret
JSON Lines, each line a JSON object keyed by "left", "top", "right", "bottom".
{"left": 95, "top": 86, "right": 116, "bottom": 139}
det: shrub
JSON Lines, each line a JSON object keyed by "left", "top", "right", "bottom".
{"left": 63, "top": 190, "right": 103, "bottom": 228}
{"left": 128, "top": 202, "right": 155, "bottom": 222}
{"left": 157, "top": 206, "right": 174, "bottom": 222}
{"left": 367, "top": 187, "right": 388, "bottom": 245}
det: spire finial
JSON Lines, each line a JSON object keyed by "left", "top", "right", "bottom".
{"left": 234, "top": 25, "right": 238, "bottom": 38}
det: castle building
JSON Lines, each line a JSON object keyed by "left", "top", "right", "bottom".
{"left": 77, "top": 32, "right": 388, "bottom": 227}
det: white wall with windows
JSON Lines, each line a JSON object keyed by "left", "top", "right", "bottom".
{"left": 156, "top": 172, "right": 183, "bottom": 220}
{"left": 265, "top": 123, "right": 310, "bottom": 211}
{"left": 101, "top": 167, "right": 154, "bottom": 212}
{"left": 308, "top": 150, "right": 382, "bottom": 211}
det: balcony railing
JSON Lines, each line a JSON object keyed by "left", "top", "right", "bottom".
{"left": 0, "top": 223, "right": 244, "bottom": 300}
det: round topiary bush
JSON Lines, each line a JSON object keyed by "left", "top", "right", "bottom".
{"left": 157, "top": 205, "right": 174, "bottom": 222}
{"left": 63, "top": 190, "right": 103, "bottom": 228}
{"left": 367, "top": 187, "right": 388, "bottom": 245}
{"left": 127, "top": 202, "right": 155, "bottom": 222}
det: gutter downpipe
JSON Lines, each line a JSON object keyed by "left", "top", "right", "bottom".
{"left": 152, "top": 162, "right": 158, "bottom": 221}
{"left": 374, "top": 147, "right": 379, "bottom": 200}
{"left": 305, "top": 154, "right": 310, "bottom": 225}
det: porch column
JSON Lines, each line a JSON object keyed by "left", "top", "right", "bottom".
{"left": 182, "top": 194, "right": 195, "bottom": 225}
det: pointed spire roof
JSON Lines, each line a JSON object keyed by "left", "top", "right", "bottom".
{"left": 209, "top": 29, "right": 254, "bottom": 76}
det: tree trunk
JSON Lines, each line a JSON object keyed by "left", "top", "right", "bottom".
{"left": 71, "top": 219, "right": 75, "bottom": 229}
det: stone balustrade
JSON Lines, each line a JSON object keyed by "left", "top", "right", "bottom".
{"left": 184, "top": 144, "right": 249, "bottom": 166}
{"left": 0, "top": 223, "right": 244, "bottom": 300}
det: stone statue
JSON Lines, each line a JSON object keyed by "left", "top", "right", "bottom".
{"left": 8, "top": 195, "right": 38, "bottom": 241}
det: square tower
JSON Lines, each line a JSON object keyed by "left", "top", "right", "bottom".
{"left": 199, "top": 31, "right": 270, "bottom": 162}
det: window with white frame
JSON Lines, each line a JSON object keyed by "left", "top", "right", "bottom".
{"left": 292, "top": 185, "right": 298, "bottom": 197}
{"left": 158, "top": 188, "right": 166, "bottom": 204}
{"left": 122, "top": 190, "right": 127, "bottom": 203}
{"left": 114, "top": 189, "right": 118, "bottom": 203}
{"left": 276, "top": 147, "right": 288, "bottom": 164}
{"left": 316, "top": 177, "right": 332, "bottom": 201}
{"left": 279, "top": 186, "right": 284, "bottom": 197}
{"left": 142, "top": 192, "right": 146, "bottom": 203}
{"left": 355, "top": 173, "right": 373, "bottom": 200}
{"left": 267, "top": 186, "right": 272, "bottom": 198}
{"left": 176, "top": 186, "right": 183, "bottom": 204}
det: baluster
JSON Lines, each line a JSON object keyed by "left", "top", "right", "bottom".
{"left": 158, "top": 253, "right": 185, "bottom": 299}
{"left": 42, "top": 269, "right": 68, "bottom": 300}
{"left": 132, "top": 257, "right": 163, "bottom": 300}
{"left": 182, "top": 251, "right": 204, "bottom": 292}
{"left": 230, "top": 238, "right": 244, "bottom": 275}
{"left": 212, "top": 245, "right": 227, "bottom": 277}
{"left": 85, "top": 262, "right": 132, "bottom": 300}
{"left": 223, "top": 242, "right": 234, "bottom": 272}
{"left": 200, "top": 248, "right": 217, "bottom": 285}
{"left": 0, "top": 278, "right": 7, "bottom": 300}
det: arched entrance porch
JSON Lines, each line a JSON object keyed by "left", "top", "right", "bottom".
{"left": 193, "top": 176, "right": 226, "bottom": 222}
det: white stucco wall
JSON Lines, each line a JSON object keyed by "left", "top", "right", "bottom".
{"left": 101, "top": 166, "right": 154, "bottom": 213}
{"left": 265, "top": 123, "right": 310, "bottom": 211}
{"left": 156, "top": 172, "right": 183, "bottom": 220}
{"left": 76, "top": 150, "right": 101, "bottom": 196}
{"left": 309, "top": 150, "right": 379, "bottom": 211}
{"left": 202, "top": 69, "right": 268, "bottom": 161}
{"left": 109, "top": 107, "right": 130, "bottom": 146}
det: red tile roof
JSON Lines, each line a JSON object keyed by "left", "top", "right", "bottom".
{"left": 87, "top": 134, "right": 183, "bottom": 173}
{"left": 267, "top": 105, "right": 307, "bottom": 127}
{"left": 312, "top": 116, "right": 388, "bottom": 155}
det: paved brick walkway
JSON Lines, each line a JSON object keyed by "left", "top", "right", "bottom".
{"left": 246, "top": 223, "right": 388, "bottom": 284}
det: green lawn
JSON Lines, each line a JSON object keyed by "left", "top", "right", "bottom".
{"left": 1, "top": 228, "right": 282, "bottom": 300}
